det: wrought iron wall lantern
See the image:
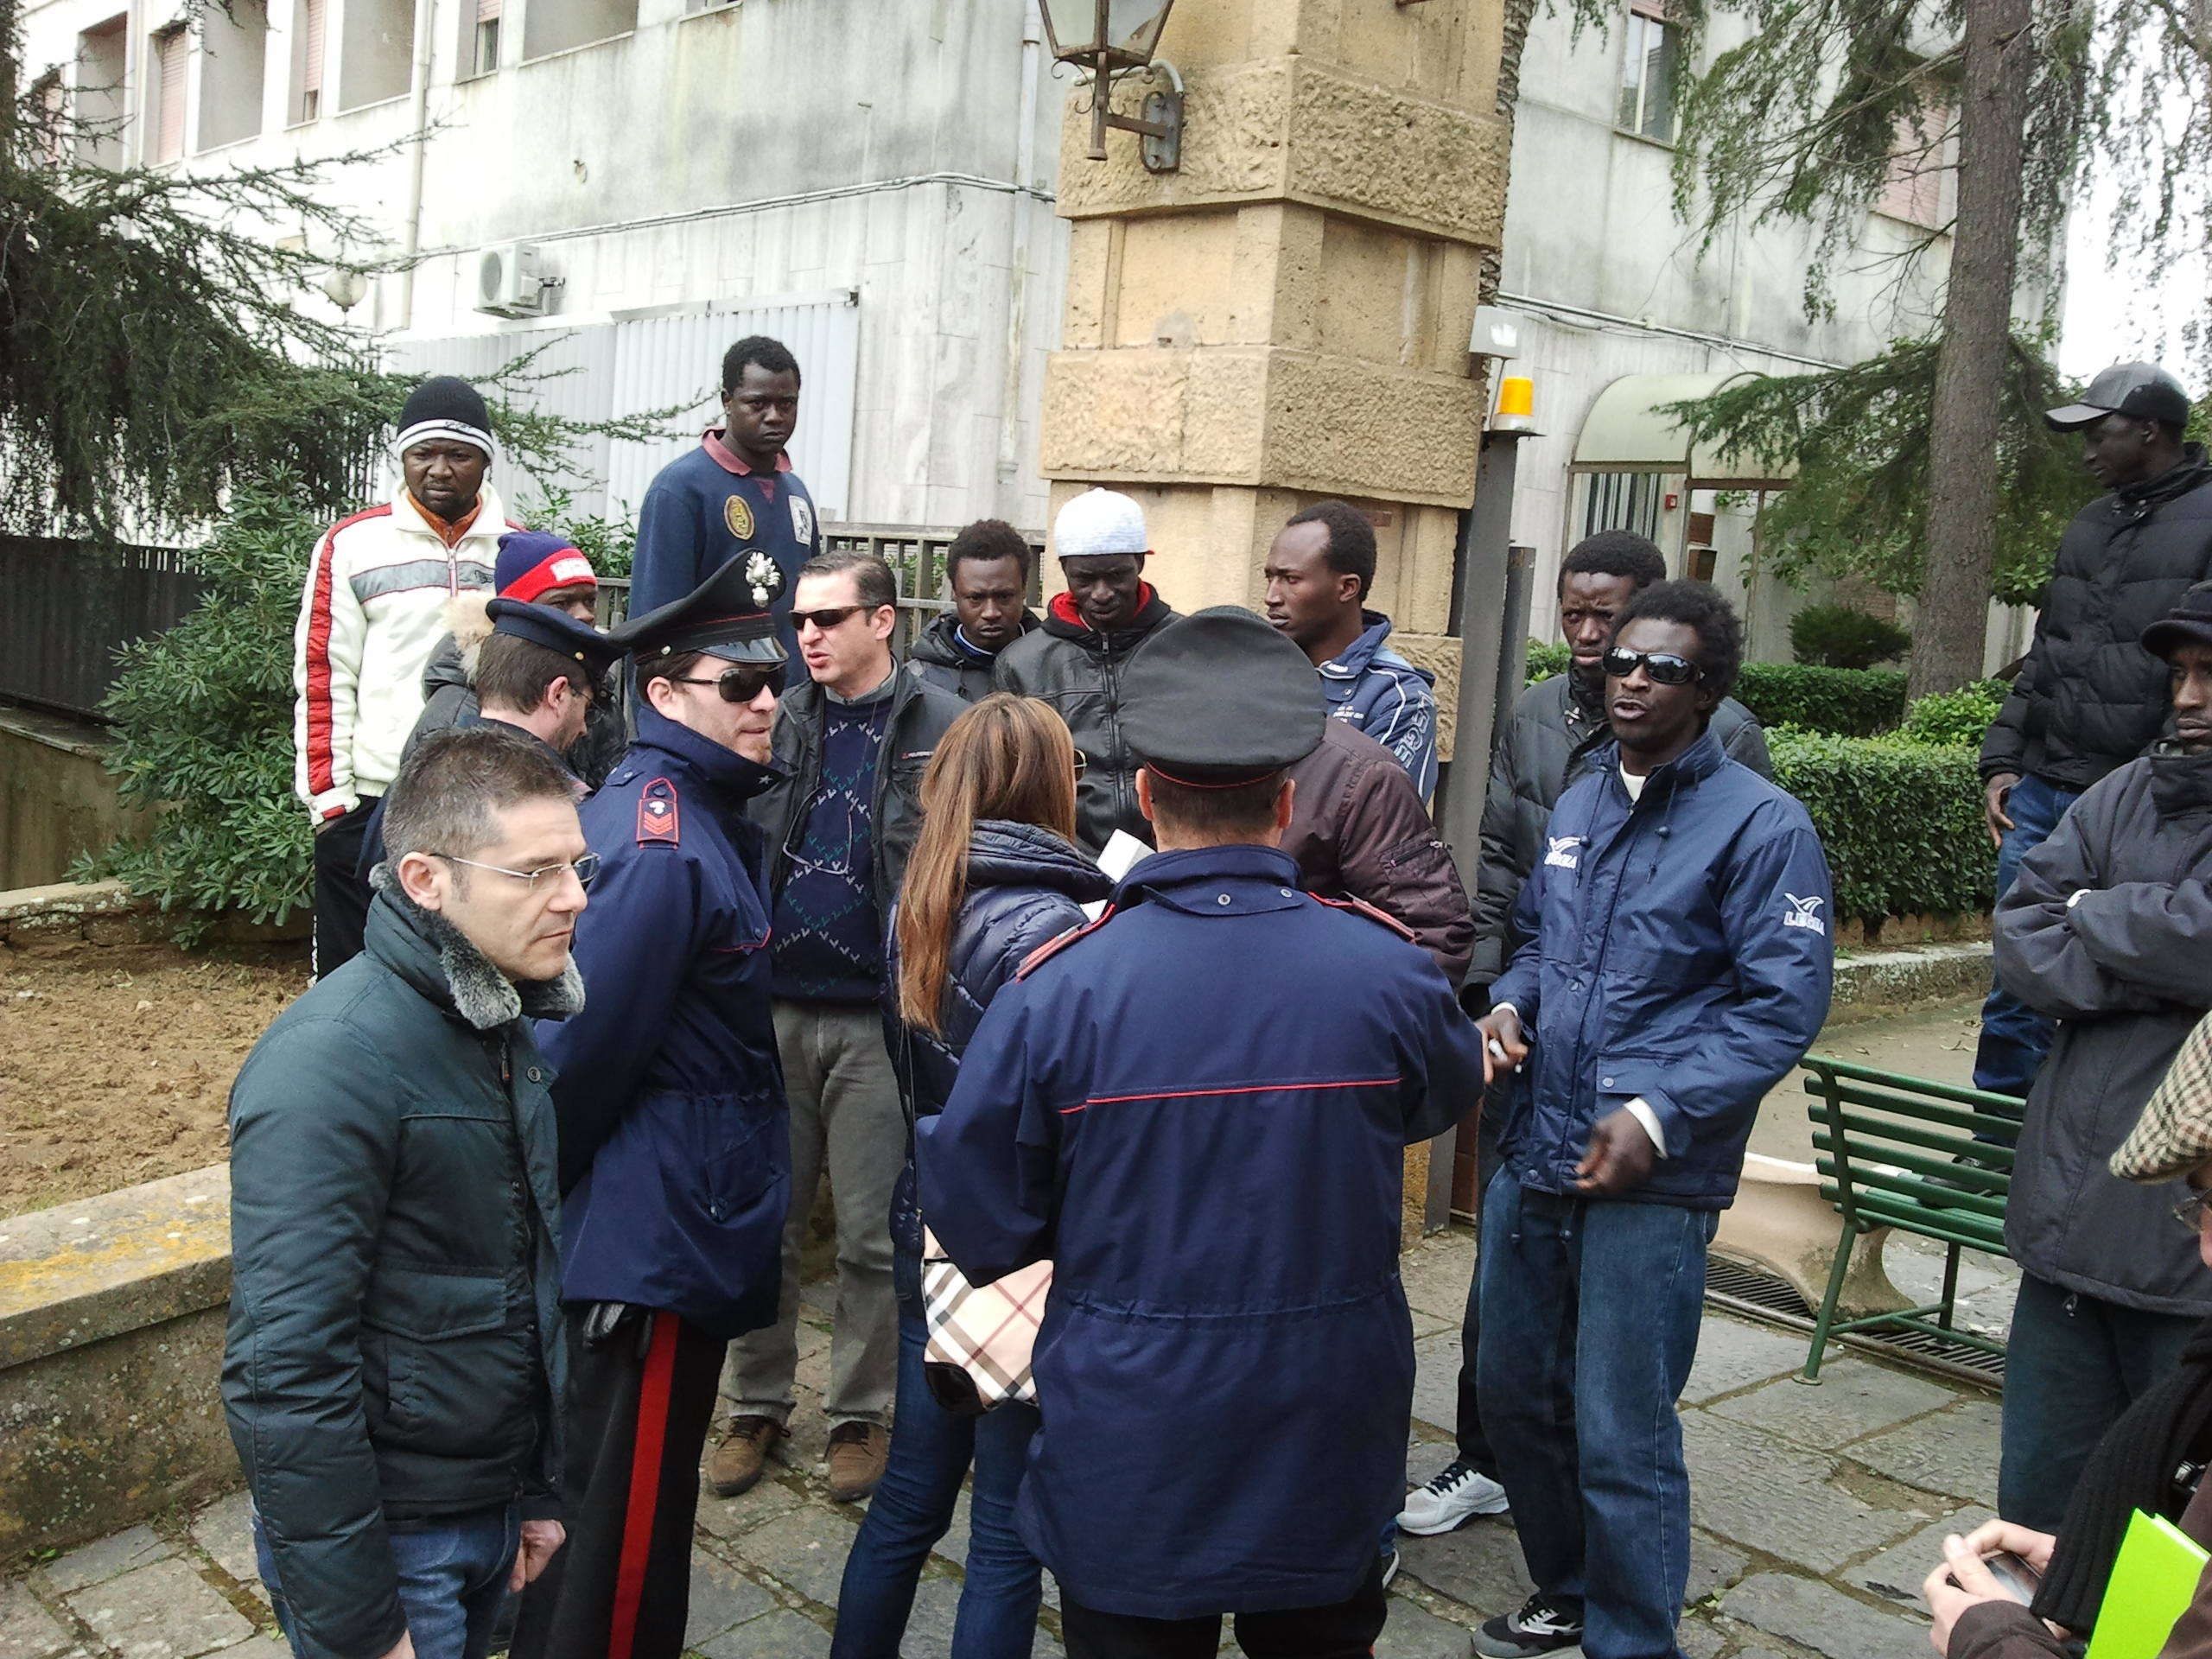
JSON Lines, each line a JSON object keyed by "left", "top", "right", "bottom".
{"left": 1039, "top": 0, "right": 1185, "bottom": 173}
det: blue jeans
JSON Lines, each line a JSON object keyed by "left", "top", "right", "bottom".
{"left": 1998, "top": 1273, "right": 2199, "bottom": 1532}
{"left": 830, "top": 1246, "right": 1044, "bottom": 1659}
{"left": 1974, "top": 773, "right": 2084, "bottom": 1105}
{"left": 1476, "top": 1175, "right": 1715, "bottom": 1659}
{"left": 253, "top": 1501, "right": 519, "bottom": 1659}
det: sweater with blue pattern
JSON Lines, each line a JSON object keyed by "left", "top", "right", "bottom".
{"left": 772, "top": 689, "right": 893, "bottom": 1001}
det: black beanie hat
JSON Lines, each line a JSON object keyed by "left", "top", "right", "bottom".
{"left": 395, "top": 376, "right": 495, "bottom": 460}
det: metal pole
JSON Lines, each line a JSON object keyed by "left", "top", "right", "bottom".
{"left": 1495, "top": 543, "right": 1535, "bottom": 721}
{"left": 1439, "top": 430, "right": 1528, "bottom": 873}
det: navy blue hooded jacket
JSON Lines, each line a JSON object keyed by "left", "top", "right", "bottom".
{"left": 1318, "top": 611, "right": 1438, "bottom": 800}
{"left": 916, "top": 843, "right": 1486, "bottom": 1619}
{"left": 1490, "top": 729, "right": 1834, "bottom": 1207}
{"left": 535, "top": 702, "right": 791, "bottom": 1338}
{"left": 883, "top": 820, "right": 1112, "bottom": 1262}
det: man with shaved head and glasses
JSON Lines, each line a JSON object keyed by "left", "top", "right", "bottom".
{"left": 711, "top": 549, "right": 965, "bottom": 1506}
{"left": 509, "top": 554, "right": 798, "bottom": 1659}
{"left": 1466, "top": 581, "right": 1833, "bottom": 1659}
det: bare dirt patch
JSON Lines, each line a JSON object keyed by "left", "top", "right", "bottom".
{"left": 0, "top": 943, "right": 308, "bottom": 1218}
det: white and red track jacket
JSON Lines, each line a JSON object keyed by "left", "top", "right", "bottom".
{"left": 292, "top": 482, "right": 518, "bottom": 820}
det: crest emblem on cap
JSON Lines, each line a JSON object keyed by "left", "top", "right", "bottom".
{"left": 724, "top": 494, "right": 755, "bottom": 540}
{"left": 746, "top": 550, "right": 783, "bottom": 610}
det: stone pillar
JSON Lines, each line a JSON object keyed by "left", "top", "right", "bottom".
{"left": 1038, "top": 0, "right": 1514, "bottom": 1240}
{"left": 1039, "top": 0, "right": 1513, "bottom": 755}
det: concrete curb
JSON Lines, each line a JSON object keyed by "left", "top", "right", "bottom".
{"left": 1830, "top": 941, "right": 1989, "bottom": 1023}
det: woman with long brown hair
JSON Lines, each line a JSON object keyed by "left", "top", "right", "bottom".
{"left": 831, "top": 693, "right": 1110, "bottom": 1659}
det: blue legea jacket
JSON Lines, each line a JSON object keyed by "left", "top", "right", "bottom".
{"left": 1490, "top": 728, "right": 1835, "bottom": 1208}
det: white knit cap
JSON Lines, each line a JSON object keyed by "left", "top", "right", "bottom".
{"left": 1053, "top": 487, "right": 1149, "bottom": 559}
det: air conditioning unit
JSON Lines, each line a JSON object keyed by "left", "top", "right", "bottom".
{"left": 477, "top": 240, "right": 544, "bottom": 318}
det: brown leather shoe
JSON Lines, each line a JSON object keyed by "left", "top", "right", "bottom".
{"left": 825, "top": 1421, "right": 889, "bottom": 1503}
{"left": 707, "top": 1414, "right": 785, "bottom": 1497}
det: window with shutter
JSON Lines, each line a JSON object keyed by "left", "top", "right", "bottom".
{"left": 474, "top": 0, "right": 501, "bottom": 75}
{"left": 1876, "top": 105, "right": 1951, "bottom": 228}
{"left": 294, "top": 0, "right": 324, "bottom": 120}
{"left": 153, "top": 27, "right": 186, "bottom": 162}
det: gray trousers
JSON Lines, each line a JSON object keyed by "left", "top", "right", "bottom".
{"left": 724, "top": 998, "right": 902, "bottom": 1429}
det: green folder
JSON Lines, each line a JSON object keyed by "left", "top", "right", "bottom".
{"left": 2086, "top": 1509, "right": 2211, "bottom": 1659}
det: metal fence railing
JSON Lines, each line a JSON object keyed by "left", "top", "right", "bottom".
{"left": 594, "top": 523, "right": 1046, "bottom": 651}
{"left": 0, "top": 538, "right": 203, "bottom": 721}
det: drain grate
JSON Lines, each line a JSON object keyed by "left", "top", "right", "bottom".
{"left": 1704, "top": 1255, "right": 2005, "bottom": 1388}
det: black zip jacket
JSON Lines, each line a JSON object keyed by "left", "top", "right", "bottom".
{"left": 991, "top": 587, "right": 1180, "bottom": 852}
{"left": 1982, "top": 447, "right": 2212, "bottom": 789}
{"left": 907, "top": 609, "right": 1041, "bottom": 702}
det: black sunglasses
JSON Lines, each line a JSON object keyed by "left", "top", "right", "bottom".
{"left": 791, "top": 604, "right": 876, "bottom": 632}
{"left": 1602, "top": 646, "right": 1705, "bottom": 686}
{"left": 670, "top": 663, "right": 788, "bottom": 703}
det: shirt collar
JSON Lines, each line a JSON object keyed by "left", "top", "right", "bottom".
{"left": 702, "top": 429, "right": 793, "bottom": 477}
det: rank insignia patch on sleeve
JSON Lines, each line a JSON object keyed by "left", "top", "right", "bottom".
{"left": 637, "top": 778, "right": 682, "bottom": 847}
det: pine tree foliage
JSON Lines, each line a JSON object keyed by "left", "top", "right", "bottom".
{"left": 1659, "top": 332, "right": 2091, "bottom": 604}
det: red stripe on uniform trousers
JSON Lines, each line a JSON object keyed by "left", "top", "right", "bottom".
{"left": 607, "top": 1313, "right": 681, "bottom": 1659}
{"left": 1059, "top": 1076, "right": 1399, "bottom": 1115}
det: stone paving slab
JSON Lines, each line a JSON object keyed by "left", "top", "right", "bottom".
{"left": 1411, "top": 1330, "right": 1461, "bottom": 1434}
{"left": 185, "top": 1496, "right": 257, "bottom": 1594}
{"left": 1707, "top": 1357, "right": 1956, "bottom": 1451}
{"left": 1375, "top": 1595, "right": 1480, "bottom": 1658}
{"left": 63, "top": 1560, "right": 252, "bottom": 1659}
{"left": 1847, "top": 1397, "right": 2005, "bottom": 1508}
{"left": 1720, "top": 1571, "right": 1928, "bottom": 1659}
{"left": 1681, "top": 1317, "right": 1815, "bottom": 1405}
{"left": 40, "top": 1533, "right": 172, "bottom": 1599}
{"left": 1682, "top": 1410, "right": 1935, "bottom": 1573}
{"left": 696, "top": 1607, "right": 832, "bottom": 1658}
{"left": 739, "top": 1507, "right": 867, "bottom": 1609}
{"left": 0, "top": 1580, "right": 73, "bottom": 1659}
{"left": 1845, "top": 1506, "right": 1999, "bottom": 1612}
{"left": 1396, "top": 1517, "right": 1532, "bottom": 1614}
{"left": 683, "top": 1548, "right": 778, "bottom": 1643}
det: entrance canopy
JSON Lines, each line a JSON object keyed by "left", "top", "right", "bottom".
{"left": 1571, "top": 372, "right": 1797, "bottom": 491}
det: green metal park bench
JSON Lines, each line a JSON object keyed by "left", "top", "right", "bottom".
{"left": 1801, "top": 1053, "right": 2022, "bottom": 1382}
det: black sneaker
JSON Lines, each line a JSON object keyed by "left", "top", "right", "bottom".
{"left": 1472, "top": 1592, "right": 1586, "bottom": 1658}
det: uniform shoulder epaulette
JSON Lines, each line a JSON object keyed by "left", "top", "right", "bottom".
{"left": 1015, "top": 906, "right": 1116, "bottom": 979}
{"left": 1306, "top": 890, "right": 1419, "bottom": 944}
{"left": 636, "top": 777, "right": 682, "bottom": 848}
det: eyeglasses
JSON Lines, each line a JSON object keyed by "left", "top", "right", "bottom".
{"left": 433, "top": 851, "right": 602, "bottom": 891}
{"left": 1602, "top": 646, "right": 1706, "bottom": 686}
{"left": 1072, "top": 752, "right": 1089, "bottom": 779}
{"left": 669, "top": 663, "right": 788, "bottom": 703}
{"left": 791, "top": 605, "right": 872, "bottom": 633}
{"left": 2173, "top": 1189, "right": 2212, "bottom": 1233}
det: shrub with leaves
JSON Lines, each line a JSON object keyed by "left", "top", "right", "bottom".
{"left": 1770, "top": 732, "right": 1995, "bottom": 925}
{"left": 1899, "top": 679, "right": 2010, "bottom": 748}
{"left": 1734, "top": 664, "right": 1907, "bottom": 736}
{"left": 1789, "top": 603, "right": 1911, "bottom": 670}
{"left": 78, "top": 483, "right": 320, "bottom": 937}
{"left": 1524, "top": 640, "right": 1571, "bottom": 683}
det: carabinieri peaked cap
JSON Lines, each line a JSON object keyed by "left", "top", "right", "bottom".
{"left": 1121, "top": 606, "right": 1325, "bottom": 788}
{"left": 613, "top": 550, "right": 790, "bottom": 666}
{"left": 485, "top": 597, "right": 624, "bottom": 674}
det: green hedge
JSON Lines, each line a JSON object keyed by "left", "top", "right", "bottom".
{"left": 1734, "top": 664, "right": 1907, "bottom": 736}
{"left": 1770, "top": 731, "right": 1995, "bottom": 925}
{"left": 1899, "top": 678, "right": 2009, "bottom": 747}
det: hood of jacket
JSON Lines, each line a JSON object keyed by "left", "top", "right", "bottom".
{"left": 2151, "top": 740, "right": 2212, "bottom": 817}
{"left": 1043, "top": 585, "right": 1176, "bottom": 648}
{"left": 967, "top": 819, "right": 1115, "bottom": 902}
{"left": 1323, "top": 612, "right": 1434, "bottom": 688}
{"left": 2117, "top": 443, "right": 2212, "bottom": 517}
{"left": 909, "top": 608, "right": 1040, "bottom": 670}
{"left": 365, "top": 869, "right": 585, "bottom": 1029}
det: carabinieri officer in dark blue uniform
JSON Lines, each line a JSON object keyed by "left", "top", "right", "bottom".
{"left": 511, "top": 550, "right": 792, "bottom": 1659}
{"left": 918, "top": 607, "right": 1489, "bottom": 1659}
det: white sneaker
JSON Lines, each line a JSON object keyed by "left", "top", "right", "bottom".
{"left": 1396, "top": 1459, "right": 1510, "bottom": 1534}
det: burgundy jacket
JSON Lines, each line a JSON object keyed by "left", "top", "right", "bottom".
{"left": 1282, "top": 719, "right": 1473, "bottom": 988}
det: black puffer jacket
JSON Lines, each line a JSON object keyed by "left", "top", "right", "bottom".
{"left": 907, "top": 609, "right": 1041, "bottom": 702}
{"left": 883, "top": 820, "right": 1111, "bottom": 1259}
{"left": 1468, "top": 670, "right": 1770, "bottom": 984}
{"left": 1982, "top": 447, "right": 2212, "bottom": 788}
{"left": 993, "top": 588, "right": 1180, "bottom": 852}
{"left": 1995, "top": 742, "right": 2212, "bottom": 1316}
{"left": 223, "top": 887, "right": 579, "bottom": 1659}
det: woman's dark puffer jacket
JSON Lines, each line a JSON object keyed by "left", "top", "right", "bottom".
{"left": 883, "top": 820, "right": 1112, "bottom": 1260}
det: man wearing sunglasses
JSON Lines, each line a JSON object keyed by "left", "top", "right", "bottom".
{"left": 1467, "top": 582, "right": 1832, "bottom": 1659}
{"left": 715, "top": 550, "right": 965, "bottom": 1506}
{"left": 1981, "top": 582, "right": 2212, "bottom": 1537}
{"left": 1404, "top": 531, "right": 1770, "bottom": 1547}
{"left": 509, "top": 556, "right": 794, "bottom": 1659}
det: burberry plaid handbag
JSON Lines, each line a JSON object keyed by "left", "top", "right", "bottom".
{"left": 918, "top": 1224, "right": 1051, "bottom": 1415}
